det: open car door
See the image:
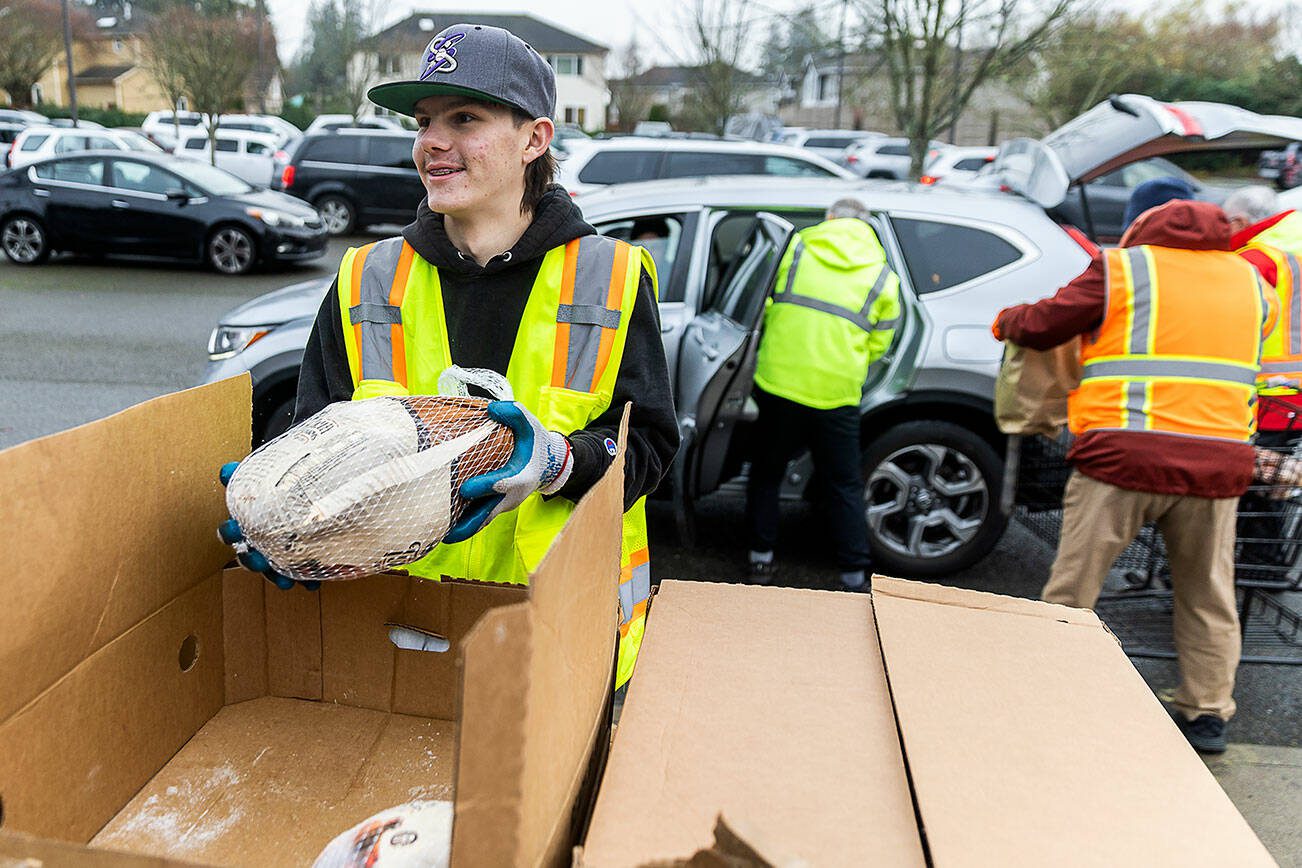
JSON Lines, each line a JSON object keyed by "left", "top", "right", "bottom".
{"left": 992, "top": 94, "right": 1302, "bottom": 236}
{"left": 672, "top": 212, "right": 794, "bottom": 542}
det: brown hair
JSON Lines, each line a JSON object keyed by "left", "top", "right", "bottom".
{"left": 511, "top": 106, "right": 557, "bottom": 215}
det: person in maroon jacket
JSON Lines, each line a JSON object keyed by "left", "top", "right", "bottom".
{"left": 992, "top": 200, "right": 1278, "bottom": 753}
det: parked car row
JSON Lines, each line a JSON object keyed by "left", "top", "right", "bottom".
{"left": 1258, "top": 142, "right": 1301, "bottom": 190}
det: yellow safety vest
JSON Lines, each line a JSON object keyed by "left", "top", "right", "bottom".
{"left": 336, "top": 234, "right": 657, "bottom": 687}
{"left": 754, "top": 218, "right": 901, "bottom": 409}
{"left": 1239, "top": 211, "right": 1302, "bottom": 392}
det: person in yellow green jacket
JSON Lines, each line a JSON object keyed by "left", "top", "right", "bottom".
{"left": 288, "top": 24, "right": 679, "bottom": 687}
{"left": 745, "top": 198, "right": 901, "bottom": 589}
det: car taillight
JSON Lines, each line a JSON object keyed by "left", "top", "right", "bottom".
{"left": 1288, "top": 154, "right": 1297, "bottom": 166}
{"left": 274, "top": 149, "right": 288, "bottom": 163}
{"left": 846, "top": 154, "right": 858, "bottom": 164}
{"left": 280, "top": 164, "right": 295, "bottom": 188}
{"left": 1060, "top": 223, "right": 1100, "bottom": 257}
{"left": 919, "top": 174, "right": 938, "bottom": 185}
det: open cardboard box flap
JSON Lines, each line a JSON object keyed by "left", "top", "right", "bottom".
{"left": 0, "top": 376, "right": 625, "bottom": 867}
{"left": 581, "top": 578, "right": 1274, "bottom": 867}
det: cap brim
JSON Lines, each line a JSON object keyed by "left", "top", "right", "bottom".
{"left": 367, "top": 81, "right": 517, "bottom": 117}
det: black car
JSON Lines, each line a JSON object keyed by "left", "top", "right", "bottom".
{"left": 1051, "top": 156, "right": 1226, "bottom": 243}
{"left": 272, "top": 129, "right": 422, "bottom": 235}
{"left": 0, "top": 151, "right": 327, "bottom": 274}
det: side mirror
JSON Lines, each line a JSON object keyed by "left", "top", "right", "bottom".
{"left": 165, "top": 188, "right": 189, "bottom": 203}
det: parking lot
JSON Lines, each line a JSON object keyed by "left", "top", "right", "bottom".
{"left": 1, "top": 233, "right": 1299, "bottom": 858}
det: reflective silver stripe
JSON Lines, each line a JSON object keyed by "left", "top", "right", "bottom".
{"left": 564, "top": 236, "right": 619, "bottom": 391}
{"left": 349, "top": 302, "right": 402, "bottom": 324}
{"left": 1125, "top": 381, "right": 1148, "bottom": 430}
{"left": 1082, "top": 358, "right": 1258, "bottom": 385}
{"left": 873, "top": 316, "right": 900, "bottom": 331}
{"left": 777, "top": 240, "right": 804, "bottom": 298}
{"left": 773, "top": 293, "right": 875, "bottom": 332}
{"left": 1287, "top": 254, "right": 1302, "bottom": 355}
{"left": 558, "top": 303, "right": 620, "bottom": 328}
{"left": 619, "top": 562, "right": 652, "bottom": 625}
{"left": 1260, "top": 360, "right": 1302, "bottom": 373}
{"left": 356, "top": 237, "right": 405, "bottom": 381}
{"left": 858, "top": 266, "right": 893, "bottom": 318}
{"left": 1127, "top": 247, "right": 1153, "bottom": 355}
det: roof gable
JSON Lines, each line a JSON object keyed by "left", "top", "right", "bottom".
{"left": 372, "top": 12, "right": 606, "bottom": 54}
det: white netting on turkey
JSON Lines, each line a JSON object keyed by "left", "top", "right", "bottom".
{"left": 224, "top": 367, "right": 515, "bottom": 581}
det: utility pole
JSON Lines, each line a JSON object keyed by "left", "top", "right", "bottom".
{"left": 833, "top": 0, "right": 848, "bottom": 129}
{"left": 61, "top": 0, "right": 78, "bottom": 127}
{"left": 256, "top": 0, "right": 267, "bottom": 114}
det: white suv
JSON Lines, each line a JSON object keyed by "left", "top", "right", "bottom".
{"left": 176, "top": 129, "right": 279, "bottom": 186}
{"left": 557, "top": 138, "right": 852, "bottom": 196}
{"left": 213, "top": 114, "right": 300, "bottom": 147}
{"left": 7, "top": 126, "right": 160, "bottom": 169}
{"left": 142, "top": 110, "right": 209, "bottom": 150}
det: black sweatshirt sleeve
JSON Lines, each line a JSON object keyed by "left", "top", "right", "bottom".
{"left": 554, "top": 266, "right": 681, "bottom": 510}
{"left": 292, "top": 267, "right": 681, "bottom": 511}
{"left": 292, "top": 279, "right": 354, "bottom": 425}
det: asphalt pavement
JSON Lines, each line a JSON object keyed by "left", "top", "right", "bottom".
{"left": 1, "top": 240, "right": 1299, "bottom": 863}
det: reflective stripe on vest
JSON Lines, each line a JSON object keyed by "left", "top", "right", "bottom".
{"left": 1241, "top": 240, "right": 1302, "bottom": 386}
{"left": 773, "top": 240, "right": 897, "bottom": 333}
{"left": 1068, "top": 244, "right": 1264, "bottom": 442}
{"left": 335, "top": 234, "right": 656, "bottom": 687}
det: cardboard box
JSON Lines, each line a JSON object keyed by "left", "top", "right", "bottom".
{"left": 0, "top": 377, "right": 622, "bottom": 867}
{"left": 581, "top": 579, "right": 1276, "bottom": 867}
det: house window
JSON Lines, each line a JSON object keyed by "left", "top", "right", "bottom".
{"left": 817, "top": 72, "right": 837, "bottom": 103}
{"left": 113, "top": 38, "right": 124, "bottom": 53}
{"left": 548, "top": 54, "right": 583, "bottom": 76}
{"left": 563, "top": 106, "right": 586, "bottom": 127}
{"left": 30, "top": 83, "right": 43, "bottom": 105}
{"left": 176, "top": 96, "right": 188, "bottom": 111}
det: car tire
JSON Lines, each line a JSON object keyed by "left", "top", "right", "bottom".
{"left": 257, "top": 395, "right": 296, "bottom": 446}
{"left": 1, "top": 214, "right": 51, "bottom": 265}
{"left": 208, "top": 225, "right": 257, "bottom": 275}
{"left": 861, "top": 420, "right": 1006, "bottom": 577}
{"left": 315, "top": 194, "right": 356, "bottom": 235}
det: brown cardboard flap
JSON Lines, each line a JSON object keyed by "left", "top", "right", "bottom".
{"left": 92, "top": 697, "right": 456, "bottom": 867}
{"left": 582, "top": 580, "right": 925, "bottom": 867}
{"left": 453, "top": 407, "right": 627, "bottom": 867}
{"left": 0, "top": 377, "right": 251, "bottom": 723}
{"left": 0, "top": 830, "right": 202, "bottom": 866}
{"left": 871, "top": 577, "right": 1275, "bottom": 866}
{"left": 0, "top": 574, "right": 225, "bottom": 843}
{"left": 872, "top": 575, "right": 1102, "bottom": 627}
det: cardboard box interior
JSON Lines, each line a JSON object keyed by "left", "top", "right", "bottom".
{"left": 582, "top": 578, "right": 1276, "bottom": 867}
{"left": 0, "top": 377, "right": 623, "bottom": 868}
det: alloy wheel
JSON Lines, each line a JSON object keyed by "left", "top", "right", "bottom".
{"left": 318, "top": 198, "right": 353, "bottom": 235}
{"left": 2, "top": 218, "right": 44, "bottom": 263}
{"left": 211, "top": 228, "right": 254, "bottom": 274}
{"left": 865, "top": 443, "right": 989, "bottom": 560}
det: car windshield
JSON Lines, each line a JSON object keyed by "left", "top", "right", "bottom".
{"left": 120, "top": 132, "right": 161, "bottom": 152}
{"left": 166, "top": 159, "right": 253, "bottom": 195}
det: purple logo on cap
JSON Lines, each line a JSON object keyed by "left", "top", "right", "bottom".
{"left": 421, "top": 32, "right": 464, "bottom": 79}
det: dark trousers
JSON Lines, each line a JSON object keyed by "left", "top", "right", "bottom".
{"left": 745, "top": 387, "right": 872, "bottom": 571}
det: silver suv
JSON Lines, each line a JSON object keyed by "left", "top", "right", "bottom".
{"left": 203, "top": 95, "right": 1302, "bottom": 576}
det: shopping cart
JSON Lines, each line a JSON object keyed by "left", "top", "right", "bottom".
{"left": 1009, "top": 393, "right": 1302, "bottom": 665}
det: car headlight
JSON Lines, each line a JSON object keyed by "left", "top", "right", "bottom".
{"left": 245, "top": 207, "right": 306, "bottom": 228}
{"left": 208, "top": 324, "right": 273, "bottom": 360}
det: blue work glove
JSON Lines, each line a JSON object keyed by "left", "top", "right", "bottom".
{"left": 444, "top": 401, "right": 573, "bottom": 543}
{"left": 217, "top": 461, "right": 320, "bottom": 592}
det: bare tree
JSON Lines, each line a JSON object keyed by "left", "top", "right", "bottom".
{"left": 0, "top": 0, "right": 72, "bottom": 109}
{"left": 341, "top": 0, "right": 382, "bottom": 120}
{"left": 858, "top": 0, "right": 1075, "bottom": 174}
{"left": 607, "top": 36, "right": 654, "bottom": 131}
{"left": 159, "top": 6, "right": 258, "bottom": 164}
{"left": 142, "top": 9, "right": 192, "bottom": 142}
{"left": 676, "top": 0, "right": 757, "bottom": 136}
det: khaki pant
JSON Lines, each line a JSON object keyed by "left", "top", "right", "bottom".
{"left": 1042, "top": 472, "right": 1240, "bottom": 720}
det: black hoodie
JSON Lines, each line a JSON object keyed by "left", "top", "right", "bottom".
{"left": 293, "top": 186, "right": 680, "bottom": 509}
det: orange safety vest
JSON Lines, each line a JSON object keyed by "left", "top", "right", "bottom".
{"left": 1068, "top": 244, "right": 1269, "bottom": 443}
{"left": 1240, "top": 236, "right": 1302, "bottom": 390}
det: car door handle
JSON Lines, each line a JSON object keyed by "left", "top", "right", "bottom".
{"left": 691, "top": 330, "right": 719, "bottom": 360}
{"left": 111, "top": 199, "right": 130, "bottom": 209}
{"left": 33, "top": 188, "right": 50, "bottom": 197}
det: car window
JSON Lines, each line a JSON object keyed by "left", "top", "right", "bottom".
{"left": 215, "top": 138, "right": 239, "bottom": 153}
{"left": 877, "top": 144, "right": 910, "bottom": 157}
{"left": 804, "top": 137, "right": 848, "bottom": 148}
{"left": 54, "top": 135, "right": 89, "bottom": 154}
{"left": 892, "top": 217, "right": 1022, "bottom": 293}
{"left": 368, "top": 135, "right": 415, "bottom": 169}
{"left": 109, "top": 160, "right": 182, "bottom": 195}
{"left": 763, "top": 156, "right": 834, "bottom": 177}
{"left": 597, "top": 214, "right": 687, "bottom": 303}
{"left": 246, "top": 140, "right": 271, "bottom": 155}
{"left": 953, "top": 157, "right": 990, "bottom": 171}
{"left": 33, "top": 157, "right": 104, "bottom": 186}
{"left": 709, "top": 219, "right": 784, "bottom": 324}
{"left": 302, "top": 136, "right": 362, "bottom": 164}
{"left": 1119, "top": 159, "right": 1180, "bottom": 188}
{"left": 577, "top": 150, "right": 661, "bottom": 185}
{"left": 87, "top": 136, "right": 118, "bottom": 150}
{"left": 19, "top": 134, "right": 49, "bottom": 151}
{"left": 183, "top": 138, "right": 206, "bottom": 151}
{"left": 663, "top": 151, "right": 764, "bottom": 179}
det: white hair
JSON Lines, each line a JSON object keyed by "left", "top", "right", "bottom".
{"left": 1222, "top": 186, "right": 1279, "bottom": 224}
{"left": 826, "top": 197, "right": 872, "bottom": 222}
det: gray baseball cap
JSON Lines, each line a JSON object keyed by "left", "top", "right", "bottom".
{"left": 367, "top": 23, "right": 557, "bottom": 120}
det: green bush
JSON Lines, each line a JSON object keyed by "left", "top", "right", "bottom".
{"left": 36, "top": 105, "right": 149, "bottom": 128}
